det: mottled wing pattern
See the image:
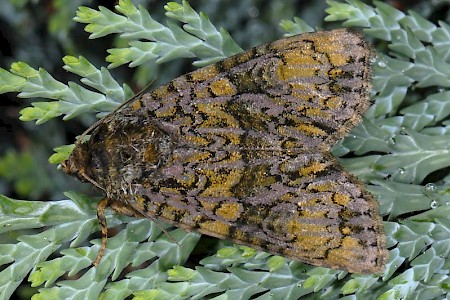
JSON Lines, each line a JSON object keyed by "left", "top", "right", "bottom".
{"left": 65, "top": 29, "right": 387, "bottom": 273}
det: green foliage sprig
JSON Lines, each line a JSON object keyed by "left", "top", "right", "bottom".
{"left": 7, "top": 0, "right": 243, "bottom": 125}
{"left": 75, "top": 0, "right": 242, "bottom": 68}
{"left": 5, "top": 57, "right": 129, "bottom": 124}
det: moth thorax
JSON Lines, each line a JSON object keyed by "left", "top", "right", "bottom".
{"left": 109, "top": 123, "right": 173, "bottom": 184}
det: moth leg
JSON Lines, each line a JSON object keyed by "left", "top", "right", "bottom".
{"left": 109, "top": 200, "right": 144, "bottom": 218}
{"left": 93, "top": 198, "right": 180, "bottom": 267}
{"left": 93, "top": 197, "right": 111, "bottom": 267}
{"left": 109, "top": 200, "right": 180, "bottom": 246}
{"left": 92, "top": 198, "right": 135, "bottom": 266}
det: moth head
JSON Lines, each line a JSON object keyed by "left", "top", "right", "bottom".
{"left": 61, "top": 141, "right": 106, "bottom": 191}
{"left": 62, "top": 120, "right": 173, "bottom": 194}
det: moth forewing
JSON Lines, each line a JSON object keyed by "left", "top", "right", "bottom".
{"left": 63, "top": 29, "right": 388, "bottom": 273}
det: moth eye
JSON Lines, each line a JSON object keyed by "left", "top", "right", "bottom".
{"left": 90, "top": 148, "right": 108, "bottom": 172}
{"left": 92, "top": 157, "right": 102, "bottom": 170}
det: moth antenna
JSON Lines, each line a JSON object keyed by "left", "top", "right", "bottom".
{"left": 132, "top": 209, "right": 180, "bottom": 247}
{"left": 79, "top": 171, "right": 105, "bottom": 192}
{"left": 93, "top": 197, "right": 111, "bottom": 267}
{"left": 133, "top": 80, "right": 156, "bottom": 99}
{"left": 152, "top": 219, "right": 180, "bottom": 246}
{"left": 76, "top": 81, "right": 156, "bottom": 146}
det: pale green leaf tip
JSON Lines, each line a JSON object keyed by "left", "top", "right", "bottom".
{"left": 106, "top": 48, "right": 132, "bottom": 66}
{"left": 167, "top": 265, "right": 195, "bottom": 280}
{"left": 74, "top": 6, "right": 100, "bottom": 22}
{"left": 341, "top": 279, "right": 359, "bottom": 294}
{"left": 19, "top": 102, "right": 61, "bottom": 124}
{"left": 133, "top": 290, "right": 160, "bottom": 300}
{"left": 164, "top": 2, "right": 183, "bottom": 13}
{"left": 85, "top": 23, "right": 97, "bottom": 34}
{"left": 267, "top": 255, "right": 285, "bottom": 271}
{"left": 239, "top": 245, "right": 256, "bottom": 257}
{"left": 216, "top": 246, "right": 237, "bottom": 258}
{"left": 10, "top": 61, "right": 38, "bottom": 78}
{"left": 49, "top": 144, "right": 75, "bottom": 165}
{"left": 62, "top": 55, "right": 80, "bottom": 66}
{"left": 116, "top": 0, "right": 138, "bottom": 15}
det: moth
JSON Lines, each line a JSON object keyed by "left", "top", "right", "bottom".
{"left": 62, "top": 28, "right": 388, "bottom": 273}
